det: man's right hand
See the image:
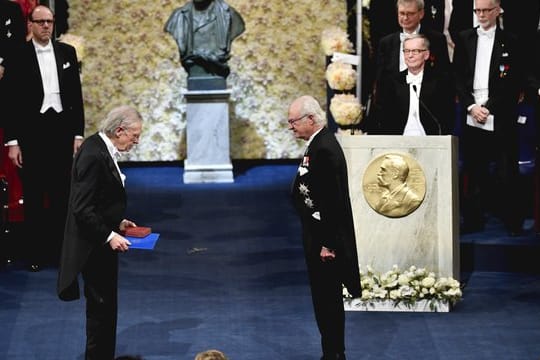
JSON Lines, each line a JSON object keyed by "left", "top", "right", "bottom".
{"left": 109, "top": 234, "right": 131, "bottom": 252}
{"left": 8, "top": 145, "right": 23, "bottom": 168}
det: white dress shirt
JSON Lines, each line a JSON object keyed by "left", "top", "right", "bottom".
{"left": 33, "top": 39, "right": 63, "bottom": 114}
{"left": 403, "top": 70, "right": 426, "bottom": 136}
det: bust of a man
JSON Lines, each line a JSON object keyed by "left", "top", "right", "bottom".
{"left": 165, "top": 0, "right": 245, "bottom": 89}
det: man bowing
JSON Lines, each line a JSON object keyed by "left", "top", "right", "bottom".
{"left": 58, "top": 105, "right": 142, "bottom": 360}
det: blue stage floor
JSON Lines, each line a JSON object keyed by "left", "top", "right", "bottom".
{"left": 1, "top": 164, "right": 539, "bottom": 359}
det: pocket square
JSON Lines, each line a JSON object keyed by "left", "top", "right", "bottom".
{"left": 63, "top": 62, "right": 70, "bottom": 69}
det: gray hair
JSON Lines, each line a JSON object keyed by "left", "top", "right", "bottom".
{"left": 403, "top": 33, "right": 430, "bottom": 50}
{"left": 99, "top": 105, "right": 142, "bottom": 136}
{"left": 294, "top": 95, "right": 327, "bottom": 126}
{"left": 397, "top": 0, "right": 424, "bottom": 11}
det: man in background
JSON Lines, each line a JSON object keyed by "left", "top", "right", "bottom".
{"left": 6, "top": 5, "right": 84, "bottom": 271}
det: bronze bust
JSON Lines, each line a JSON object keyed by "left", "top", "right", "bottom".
{"left": 165, "top": 0, "right": 245, "bottom": 89}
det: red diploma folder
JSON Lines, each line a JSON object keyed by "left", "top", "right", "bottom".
{"left": 124, "top": 226, "right": 151, "bottom": 238}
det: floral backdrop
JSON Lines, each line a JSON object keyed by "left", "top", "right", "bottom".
{"left": 68, "top": 0, "right": 348, "bottom": 161}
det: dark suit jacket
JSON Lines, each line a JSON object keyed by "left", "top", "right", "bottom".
{"left": 422, "top": 0, "right": 446, "bottom": 33}
{"left": 368, "top": 67, "right": 454, "bottom": 135}
{"left": 0, "top": 0, "right": 25, "bottom": 125}
{"left": 453, "top": 26, "right": 524, "bottom": 135}
{"left": 291, "top": 127, "right": 361, "bottom": 297}
{"left": 376, "top": 27, "right": 451, "bottom": 82}
{"left": 6, "top": 39, "right": 84, "bottom": 143}
{"left": 57, "top": 133, "right": 127, "bottom": 301}
{"left": 449, "top": 0, "right": 474, "bottom": 44}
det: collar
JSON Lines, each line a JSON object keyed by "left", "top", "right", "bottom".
{"left": 477, "top": 25, "right": 496, "bottom": 39}
{"left": 305, "top": 127, "right": 324, "bottom": 149}
{"left": 32, "top": 39, "right": 53, "bottom": 53}
{"left": 98, "top": 132, "right": 121, "bottom": 160}
{"left": 406, "top": 70, "right": 424, "bottom": 84}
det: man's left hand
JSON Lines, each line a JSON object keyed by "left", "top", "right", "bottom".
{"left": 320, "top": 246, "right": 336, "bottom": 262}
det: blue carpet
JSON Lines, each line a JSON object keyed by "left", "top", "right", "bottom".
{"left": 1, "top": 164, "right": 540, "bottom": 359}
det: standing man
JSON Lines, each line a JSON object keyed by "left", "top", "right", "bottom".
{"left": 453, "top": 0, "right": 525, "bottom": 234}
{"left": 374, "top": 0, "right": 450, "bottom": 86}
{"left": 366, "top": 34, "right": 454, "bottom": 135}
{"left": 57, "top": 105, "right": 142, "bottom": 360}
{"left": 0, "top": 0, "right": 25, "bottom": 265}
{"left": 6, "top": 5, "right": 84, "bottom": 271}
{"left": 289, "top": 96, "right": 361, "bottom": 360}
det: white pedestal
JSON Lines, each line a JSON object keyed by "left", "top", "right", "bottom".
{"left": 182, "top": 89, "right": 234, "bottom": 183}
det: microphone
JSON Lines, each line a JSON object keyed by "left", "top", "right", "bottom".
{"left": 412, "top": 84, "right": 442, "bottom": 135}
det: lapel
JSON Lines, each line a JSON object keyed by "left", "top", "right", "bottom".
{"left": 466, "top": 29, "right": 478, "bottom": 74}
{"left": 52, "top": 41, "right": 65, "bottom": 88}
{"left": 488, "top": 28, "right": 504, "bottom": 84}
{"left": 94, "top": 134, "right": 124, "bottom": 187}
{"left": 391, "top": 33, "right": 401, "bottom": 71}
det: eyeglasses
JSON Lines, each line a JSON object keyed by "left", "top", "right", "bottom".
{"left": 473, "top": 7, "right": 497, "bottom": 15}
{"left": 398, "top": 11, "right": 420, "bottom": 18}
{"left": 122, "top": 127, "right": 141, "bottom": 141}
{"left": 403, "top": 49, "right": 427, "bottom": 55}
{"left": 31, "top": 19, "right": 55, "bottom": 26}
{"left": 287, "top": 113, "right": 311, "bottom": 125}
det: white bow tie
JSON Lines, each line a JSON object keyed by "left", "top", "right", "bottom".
{"left": 36, "top": 46, "right": 52, "bottom": 53}
{"left": 406, "top": 72, "right": 423, "bottom": 85}
{"left": 477, "top": 27, "right": 495, "bottom": 39}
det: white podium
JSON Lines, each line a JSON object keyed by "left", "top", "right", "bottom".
{"left": 338, "top": 135, "right": 460, "bottom": 281}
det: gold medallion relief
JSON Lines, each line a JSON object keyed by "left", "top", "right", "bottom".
{"left": 363, "top": 153, "right": 426, "bottom": 218}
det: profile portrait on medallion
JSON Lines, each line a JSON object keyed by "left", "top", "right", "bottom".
{"left": 362, "top": 153, "right": 426, "bottom": 218}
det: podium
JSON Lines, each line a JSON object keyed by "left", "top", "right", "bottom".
{"left": 338, "top": 135, "right": 460, "bottom": 281}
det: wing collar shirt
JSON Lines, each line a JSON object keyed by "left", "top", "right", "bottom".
{"left": 33, "top": 39, "right": 63, "bottom": 114}
{"left": 98, "top": 132, "right": 126, "bottom": 243}
{"left": 404, "top": 70, "right": 426, "bottom": 136}
{"left": 472, "top": 26, "right": 495, "bottom": 107}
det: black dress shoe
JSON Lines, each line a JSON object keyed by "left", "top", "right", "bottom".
{"left": 29, "top": 264, "right": 41, "bottom": 272}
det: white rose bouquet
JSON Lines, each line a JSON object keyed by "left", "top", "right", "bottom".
{"left": 325, "top": 61, "right": 357, "bottom": 91}
{"left": 321, "top": 26, "right": 354, "bottom": 56}
{"left": 329, "top": 94, "right": 362, "bottom": 126}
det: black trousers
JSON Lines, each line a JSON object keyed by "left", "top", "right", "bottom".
{"left": 82, "top": 244, "right": 118, "bottom": 360}
{"left": 306, "top": 254, "right": 345, "bottom": 357}
{"left": 19, "top": 109, "right": 73, "bottom": 264}
{"left": 461, "top": 125, "right": 523, "bottom": 231}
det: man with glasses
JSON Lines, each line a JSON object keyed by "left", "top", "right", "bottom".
{"left": 289, "top": 96, "right": 360, "bottom": 360}
{"left": 453, "top": 0, "right": 525, "bottom": 235}
{"left": 364, "top": 34, "right": 453, "bottom": 135}
{"left": 371, "top": 0, "right": 450, "bottom": 130}
{"left": 58, "top": 106, "right": 142, "bottom": 360}
{"left": 5, "top": 5, "right": 84, "bottom": 271}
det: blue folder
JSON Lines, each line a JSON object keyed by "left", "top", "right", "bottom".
{"left": 127, "top": 233, "right": 160, "bottom": 250}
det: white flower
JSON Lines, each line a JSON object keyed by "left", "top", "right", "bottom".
{"left": 421, "top": 277, "right": 436, "bottom": 288}
{"left": 329, "top": 94, "right": 362, "bottom": 126}
{"left": 325, "top": 61, "right": 357, "bottom": 91}
{"left": 321, "top": 26, "right": 354, "bottom": 56}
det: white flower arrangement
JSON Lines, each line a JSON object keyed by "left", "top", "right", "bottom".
{"left": 344, "top": 265, "right": 463, "bottom": 311}
{"left": 329, "top": 94, "right": 362, "bottom": 126}
{"left": 321, "top": 26, "right": 354, "bottom": 56}
{"left": 325, "top": 61, "right": 357, "bottom": 91}
{"left": 58, "top": 33, "right": 85, "bottom": 62}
